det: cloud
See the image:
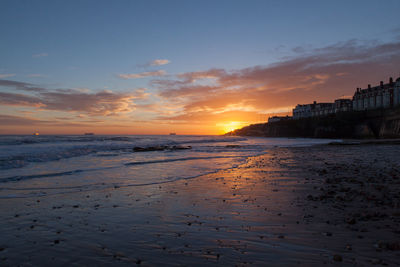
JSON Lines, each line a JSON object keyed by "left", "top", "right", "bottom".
{"left": 0, "top": 92, "right": 44, "bottom": 107}
{"left": 0, "top": 79, "right": 46, "bottom": 92}
{"left": 32, "top": 53, "right": 48, "bottom": 58}
{"left": 38, "top": 90, "right": 136, "bottom": 116}
{"left": 0, "top": 81, "right": 150, "bottom": 116}
{"left": 27, "top": 74, "right": 45, "bottom": 78}
{"left": 150, "top": 59, "right": 170, "bottom": 66}
{"left": 131, "top": 88, "right": 150, "bottom": 99}
{"left": 118, "top": 70, "right": 166, "bottom": 79}
{"left": 159, "top": 85, "right": 218, "bottom": 98}
{"left": 0, "top": 74, "right": 16, "bottom": 79}
{"left": 154, "top": 39, "right": 400, "bottom": 122}
{"left": 0, "top": 115, "right": 93, "bottom": 127}
{"left": 0, "top": 115, "right": 48, "bottom": 126}
{"left": 176, "top": 69, "right": 225, "bottom": 83}
{"left": 3, "top": 38, "right": 400, "bottom": 131}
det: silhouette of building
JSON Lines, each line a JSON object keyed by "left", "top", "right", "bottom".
{"left": 353, "top": 77, "right": 400, "bottom": 111}
{"left": 292, "top": 102, "right": 315, "bottom": 119}
{"left": 334, "top": 99, "right": 353, "bottom": 113}
{"left": 267, "top": 115, "right": 291, "bottom": 123}
{"left": 311, "top": 102, "right": 335, "bottom": 117}
{"left": 293, "top": 101, "right": 338, "bottom": 119}
{"left": 289, "top": 75, "right": 400, "bottom": 121}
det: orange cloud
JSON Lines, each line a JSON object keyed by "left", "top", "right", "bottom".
{"left": 154, "top": 39, "right": 400, "bottom": 127}
{"left": 2, "top": 39, "right": 400, "bottom": 135}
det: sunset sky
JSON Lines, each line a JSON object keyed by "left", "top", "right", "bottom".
{"left": 1, "top": 0, "right": 400, "bottom": 135}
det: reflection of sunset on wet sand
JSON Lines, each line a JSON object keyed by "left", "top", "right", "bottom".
{"left": 2, "top": 144, "right": 399, "bottom": 265}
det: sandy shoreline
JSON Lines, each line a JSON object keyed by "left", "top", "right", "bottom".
{"left": 0, "top": 143, "right": 399, "bottom": 266}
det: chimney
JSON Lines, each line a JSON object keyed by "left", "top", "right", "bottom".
{"left": 390, "top": 77, "right": 393, "bottom": 84}
{"left": 313, "top": 101, "right": 316, "bottom": 105}
{"left": 368, "top": 84, "right": 371, "bottom": 89}
{"left": 380, "top": 81, "right": 383, "bottom": 87}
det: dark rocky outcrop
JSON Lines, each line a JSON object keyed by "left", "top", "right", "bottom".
{"left": 228, "top": 107, "right": 400, "bottom": 139}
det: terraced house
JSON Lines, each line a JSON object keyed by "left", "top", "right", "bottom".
{"left": 292, "top": 76, "right": 400, "bottom": 119}
{"left": 353, "top": 77, "right": 400, "bottom": 111}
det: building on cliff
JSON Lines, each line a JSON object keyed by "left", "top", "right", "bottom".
{"left": 353, "top": 77, "right": 400, "bottom": 111}
{"left": 267, "top": 115, "right": 291, "bottom": 123}
{"left": 292, "top": 102, "right": 314, "bottom": 119}
{"left": 334, "top": 99, "right": 353, "bottom": 113}
{"left": 311, "top": 102, "right": 335, "bottom": 117}
{"left": 292, "top": 76, "right": 400, "bottom": 119}
{"left": 293, "top": 99, "right": 351, "bottom": 119}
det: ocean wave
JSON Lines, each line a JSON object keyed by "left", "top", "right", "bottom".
{"left": 0, "top": 166, "right": 117, "bottom": 183}
{"left": 0, "top": 163, "right": 244, "bottom": 199}
{"left": 0, "top": 155, "right": 247, "bottom": 184}
{"left": 0, "top": 135, "right": 139, "bottom": 146}
{"left": 125, "top": 155, "right": 244, "bottom": 166}
{"left": 0, "top": 146, "right": 103, "bottom": 170}
{"left": 0, "top": 135, "right": 246, "bottom": 146}
{"left": 2, "top": 135, "right": 334, "bottom": 172}
{"left": 0, "top": 135, "right": 251, "bottom": 170}
{"left": 177, "top": 137, "right": 248, "bottom": 144}
{"left": 0, "top": 169, "right": 86, "bottom": 183}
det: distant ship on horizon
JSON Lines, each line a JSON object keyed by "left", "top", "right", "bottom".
{"left": 169, "top": 133, "right": 176, "bottom": 135}
{"left": 84, "top": 133, "right": 94, "bottom": 135}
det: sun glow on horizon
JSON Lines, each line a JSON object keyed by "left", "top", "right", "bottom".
{"left": 217, "top": 121, "right": 244, "bottom": 134}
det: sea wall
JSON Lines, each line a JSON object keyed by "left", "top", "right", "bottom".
{"left": 230, "top": 107, "right": 400, "bottom": 139}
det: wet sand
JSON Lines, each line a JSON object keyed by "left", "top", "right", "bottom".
{"left": 0, "top": 144, "right": 399, "bottom": 266}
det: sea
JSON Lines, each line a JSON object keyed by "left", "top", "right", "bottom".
{"left": 0, "top": 135, "right": 337, "bottom": 199}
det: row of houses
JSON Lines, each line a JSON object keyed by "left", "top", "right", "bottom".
{"left": 267, "top": 115, "right": 291, "bottom": 123}
{"left": 268, "top": 76, "right": 400, "bottom": 122}
{"left": 292, "top": 99, "right": 353, "bottom": 119}
{"left": 353, "top": 77, "right": 400, "bottom": 110}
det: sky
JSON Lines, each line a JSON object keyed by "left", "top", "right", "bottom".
{"left": 1, "top": 0, "right": 400, "bottom": 135}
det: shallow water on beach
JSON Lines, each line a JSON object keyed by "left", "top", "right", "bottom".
{"left": 0, "top": 146, "right": 332, "bottom": 266}
{"left": 1, "top": 140, "right": 399, "bottom": 266}
{"left": 0, "top": 135, "right": 337, "bottom": 198}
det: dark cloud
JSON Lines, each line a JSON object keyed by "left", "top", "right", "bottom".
{"left": 0, "top": 115, "right": 91, "bottom": 127}
{"left": 39, "top": 90, "right": 135, "bottom": 115}
{"left": 0, "top": 79, "right": 47, "bottom": 92}
{"left": 0, "top": 92, "right": 43, "bottom": 107}
{"left": 0, "top": 80, "right": 148, "bottom": 116}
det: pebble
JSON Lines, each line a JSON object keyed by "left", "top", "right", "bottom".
{"left": 333, "top": 254, "right": 342, "bottom": 262}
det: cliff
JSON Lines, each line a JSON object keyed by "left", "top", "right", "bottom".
{"left": 229, "top": 107, "right": 400, "bottom": 139}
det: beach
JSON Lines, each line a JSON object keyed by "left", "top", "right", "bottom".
{"left": 0, "top": 140, "right": 399, "bottom": 266}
